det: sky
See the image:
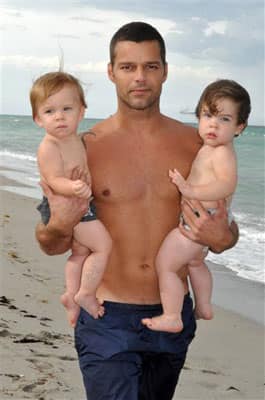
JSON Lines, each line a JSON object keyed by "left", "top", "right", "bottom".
{"left": 0, "top": 0, "right": 264, "bottom": 125}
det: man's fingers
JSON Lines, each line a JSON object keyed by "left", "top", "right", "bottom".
{"left": 183, "top": 199, "right": 206, "bottom": 215}
{"left": 71, "top": 166, "right": 82, "bottom": 180}
{"left": 71, "top": 167, "right": 89, "bottom": 183}
{"left": 178, "top": 222, "right": 197, "bottom": 241}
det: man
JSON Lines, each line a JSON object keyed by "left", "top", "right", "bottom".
{"left": 36, "top": 22, "right": 238, "bottom": 400}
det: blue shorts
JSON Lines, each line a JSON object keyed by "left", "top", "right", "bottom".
{"left": 74, "top": 293, "right": 196, "bottom": 400}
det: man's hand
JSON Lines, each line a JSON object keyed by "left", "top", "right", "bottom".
{"left": 179, "top": 199, "right": 238, "bottom": 253}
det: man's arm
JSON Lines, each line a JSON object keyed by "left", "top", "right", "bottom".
{"left": 179, "top": 199, "right": 239, "bottom": 253}
{"left": 36, "top": 173, "right": 88, "bottom": 255}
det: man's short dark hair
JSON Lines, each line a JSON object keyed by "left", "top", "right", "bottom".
{"left": 109, "top": 21, "right": 166, "bottom": 65}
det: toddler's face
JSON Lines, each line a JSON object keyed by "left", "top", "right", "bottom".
{"left": 34, "top": 85, "right": 85, "bottom": 139}
{"left": 198, "top": 98, "right": 245, "bottom": 146}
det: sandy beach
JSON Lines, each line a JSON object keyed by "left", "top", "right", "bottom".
{"left": 0, "top": 182, "right": 264, "bottom": 400}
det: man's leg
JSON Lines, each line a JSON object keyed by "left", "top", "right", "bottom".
{"left": 77, "top": 352, "right": 141, "bottom": 400}
{"left": 75, "top": 296, "right": 196, "bottom": 400}
{"left": 139, "top": 352, "right": 186, "bottom": 400}
{"left": 74, "top": 305, "right": 143, "bottom": 400}
{"left": 140, "top": 293, "right": 197, "bottom": 400}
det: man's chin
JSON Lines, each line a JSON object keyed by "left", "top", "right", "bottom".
{"left": 127, "top": 99, "right": 156, "bottom": 111}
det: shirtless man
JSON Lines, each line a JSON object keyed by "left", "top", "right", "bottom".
{"left": 36, "top": 22, "right": 238, "bottom": 400}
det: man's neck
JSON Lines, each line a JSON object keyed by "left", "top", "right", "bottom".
{"left": 114, "top": 106, "right": 164, "bottom": 133}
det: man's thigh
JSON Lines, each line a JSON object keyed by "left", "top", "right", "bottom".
{"left": 75, "top": 297, "right": 196, "bottom": 399}
{"left": 77, "top": 352, "right": 141, "bottom": 400}
{"left": 76, "top": 350, "right": 184, "bottom": 400}
{"left": 139, "top": 352, "right": 186, "bottom": 400}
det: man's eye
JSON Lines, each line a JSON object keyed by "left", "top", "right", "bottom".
{"left": 147, "top": 64, "right": 158, "bottom": 70}
{"left": 121, "top": 65, "right": 132, "bottom": 70}
{"left": 64, "top": 107, "right": 72, "bottom": 111}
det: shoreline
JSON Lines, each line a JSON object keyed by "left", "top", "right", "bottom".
{"left": 0, "top": 181, "right": 264, "bottom": 399}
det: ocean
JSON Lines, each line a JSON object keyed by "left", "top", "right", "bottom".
{"left": 0, "top": 114, "right": 264, "bottom": 285}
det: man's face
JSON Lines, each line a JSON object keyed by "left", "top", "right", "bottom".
{"left": 108, "top": 40, "right": 167, "bottom": 111}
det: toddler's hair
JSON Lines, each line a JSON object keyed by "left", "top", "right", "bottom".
{"left": 30, "top": 71, "right": 87, "bottom": 119}
{"left": 195, "top": 79, "right": 251, "bottom": 125}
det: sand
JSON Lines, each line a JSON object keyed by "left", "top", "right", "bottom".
{"left": 0, "top": 184, "right": 264, "bottom": 400}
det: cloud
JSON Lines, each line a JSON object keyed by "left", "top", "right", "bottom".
{"left": 0, "top": 55, "right": 60, "bottom": 69}
{"left": 52, "top": 33, "right": 80, "bottom": 40}
{"left": 169, "top": 63, "right": 217, "bottom": 79}
{"left": 165, "top": 10, "right": 264, "bottom": 66}
{"left": 204, "top": 20, "right": 227, "bottom": 36}
{"left": 0, "top": 55, "right": 107, "bottom": 73}
{"left": 70, "top": 16, "right": 104, "bottom": 23}
{"left": 0, "top": 0, "right": 264, "bottom": 124}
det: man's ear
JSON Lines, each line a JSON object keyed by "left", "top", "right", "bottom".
{"left": 107, "top": 63, "right": 115, "bottom": 82}
{"left": 162, "top": 62, "right": 168, "bottom": 83}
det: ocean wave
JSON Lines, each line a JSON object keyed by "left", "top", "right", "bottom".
{"left": 233, "top": 211, "right": 265, "bottom": 230}
{"left": 0, "top": 149, "right": 36, "bottom": 162}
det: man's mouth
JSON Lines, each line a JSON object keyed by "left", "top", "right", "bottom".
{"left": 130, "top": 88, "right": 149, "bottom": 95}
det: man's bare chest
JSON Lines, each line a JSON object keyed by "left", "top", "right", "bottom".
{"left": 87, "top": 137, "right": 194, "bottom": 203}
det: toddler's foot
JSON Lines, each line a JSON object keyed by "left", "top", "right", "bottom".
{"left": 60, "top": 292, "right": 80, "bottom": 328}
{"left": 74, "top": 291, "right": 104, "bottom": 319}
{"left": 142, "top": 314, "right": 183, "bottom": 333}
{"left": 194, "top": 303, "right": 214, "bottom": 320}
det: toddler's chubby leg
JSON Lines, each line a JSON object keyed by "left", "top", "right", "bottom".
{"left": 61, "top": 240, "right": 89, "bottom": 327}
{"left": 142, "top": 228, "right": 204, "bottom": 333}
{"left": 73, "top": 220, "right": 112, "bottom": 319}
{"left": 188, "top": 258, "right": 213, "bottom": 320}
{"left": 61, "top": 290, "right": 81, "bottom": 328}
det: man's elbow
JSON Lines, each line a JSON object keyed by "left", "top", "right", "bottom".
{"left": 38, "top": 243, "right": 68, "bottom": 256}
{"left": 35, "top": 223, "right": 70, "bottom": 256}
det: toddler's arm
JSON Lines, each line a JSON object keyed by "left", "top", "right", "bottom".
{"left": 36, "top": 168, "right": 89, "bottom": 255}
{"left": 169, "top": 146, "right": 237, "bottom": 201}
{"left": 38, "top": 140, "right": 91, "bottom": 199}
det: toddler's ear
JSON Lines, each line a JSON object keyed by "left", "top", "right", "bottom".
{"left": 34, "top": 115, "right": 43, "bottom": 128}
{"left": 235, "top": 122, "right": 246, "bottom": 137}
{"left": 79, "top": 106, "right": 85, "bottom": 122}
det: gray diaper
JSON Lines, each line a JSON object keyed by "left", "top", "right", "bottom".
{"left": 37, "top": 196, "right": 97, "bottom": 225}
{"left": 180, "top": 207, "right": 234, "bottom": 255}
{"left": 181, "top": 207, "right": 234, "bottom": 231}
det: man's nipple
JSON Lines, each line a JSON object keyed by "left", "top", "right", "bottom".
{"left": 102, "top": 189, "right": 110, "bottom": 196}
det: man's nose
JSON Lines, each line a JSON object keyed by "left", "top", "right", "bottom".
{"left": 134, "top": 66, "right": 146, "bottom": 82}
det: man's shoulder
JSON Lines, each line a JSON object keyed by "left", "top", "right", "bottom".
{"left": 81, "top": 116, "right": 113, "bottom": 144}
{"left": 164, "top": 115, "right": 197, "bottom": 133}
{"left": 163, "top": 116, "right": 200, "bottom": 144}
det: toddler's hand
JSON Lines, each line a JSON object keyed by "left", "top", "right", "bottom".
{"left": 169, "top": 169, "right": 190, "bottom": 196}
{"left": 72, "top": 180, "right": 92, "bottom": 199}
{"left": 169, "top": 168, "right": 186, "bottom": 187}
